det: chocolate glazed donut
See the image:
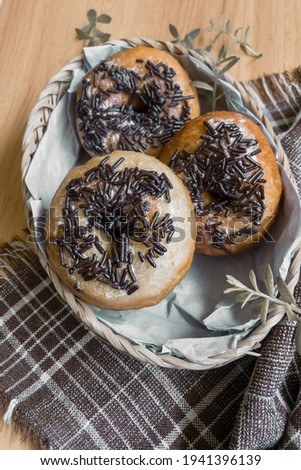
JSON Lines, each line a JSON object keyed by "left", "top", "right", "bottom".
{"left": 76, "top": 46, "right": 200, "bottom": 158}
{"left": 160, "top": 112, "right": 283, "bottom": 255}
{"left": 46, "top": 151, "right": 196, "bottom": 309}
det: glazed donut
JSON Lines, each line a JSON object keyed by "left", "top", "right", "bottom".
{"left": 76, "top": 46, "right": 200, "bottom": 158}
{"left": 160, "top": 111, "right": 283, "bottom": 255}
{"left": 46, "top": 151, "right": 196, "bottom": 310}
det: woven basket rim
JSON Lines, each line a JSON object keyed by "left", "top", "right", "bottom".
{"left": 21, "top": 38, "right": 301, "bottom": 370}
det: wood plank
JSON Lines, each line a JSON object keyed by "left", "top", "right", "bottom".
{"left": 1, "top": 0, "right": 300, "bottom": 449}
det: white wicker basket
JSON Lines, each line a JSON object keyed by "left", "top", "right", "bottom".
{"left": 21, "top": 38, "right": 301, "bottom": 369}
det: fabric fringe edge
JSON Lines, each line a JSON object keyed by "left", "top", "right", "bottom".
{"left": 0, "top": 238, "right": 36, "bottom": 280}
{"left": 0, "top": 389, "right": 49, "bottom": 450}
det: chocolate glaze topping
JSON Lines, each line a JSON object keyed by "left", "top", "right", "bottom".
{"left": 54, "top": 156, "right": 175, "bottom": 294}
{"left": 169, "top": 120, "right": 266, "bottom": 251}
{"left": 77, "top": 60, "right": 193, "bottom": 155}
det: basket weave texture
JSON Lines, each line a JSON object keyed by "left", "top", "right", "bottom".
{"left": 21, "top": 38, "right": 301, "bottom": 369}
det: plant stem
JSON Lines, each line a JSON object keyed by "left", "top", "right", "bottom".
{"left": 207, "top": 26, "right": 246, "bottom": 49}
{"left": 211, "top": 66, "right": 219, "bottom": 111}
{"left": 237, "top": 285, "right": 301, "bottom": 316}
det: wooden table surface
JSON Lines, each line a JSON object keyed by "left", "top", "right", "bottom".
{"left": 1, "top": 0, "right": 301, "bottom": 450}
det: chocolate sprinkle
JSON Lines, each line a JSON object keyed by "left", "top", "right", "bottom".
{"left": 169, "top": 119, "right": 266, "bottom": 252}
{"left": 54, "top": 156, "right": 175, "bottom": 294}
{"left": 77, "top": 60, "right": 193, "bottom": 155}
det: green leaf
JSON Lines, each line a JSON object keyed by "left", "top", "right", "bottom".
{"left": 218, "top": 56, "right": 240, "bottom": 75}
{"left": 188, "top": 28, "right": 201, "bottom": 40}
{"left": 294, "top": 321, "right": 301, "bottom": 355}
{"left": 263, "top": 264, "right": 274, "bottom": 296}
{"left": 240, "top": 43, "right": 262, "bottom": 59}
{"left": 260, "top": 298, "right": 270, "bottom": 325}
{"left": 95, "top": 31, "right": 111, "bottom": 42}
{"left": 87, "top": 9, "right": 97, "bottom": 24}
{"left": 97, "top": 14, "right": 112, "bottom": 24}
{"left": 277, "top": 276, "right": 295, "bottom": 304}
{"left": 249, "top": 270, "right": 259, "bottom": 292}
{"left": 225, "top": 19, "right": 232, "bottom": 33}
{"left": 192, "top": 81, "right": 214, "bottom": 91}
{"left": 75, "top": 28, "right": 91, "bottom": 40}
{"left": 169, "top": 24, "right": 179, "bottom": 38}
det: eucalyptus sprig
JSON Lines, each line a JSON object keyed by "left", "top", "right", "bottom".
{"left": 169, "top": 18, "right": 262, "bottom": 110}
{"left": 204, "top": 18, "right": 262, "bottom": 59}
{"left": 224, "top": 265, "right": 301, "bottom": 353}
{"left": 76, "top": 9, "right": 112, "bottom": 46}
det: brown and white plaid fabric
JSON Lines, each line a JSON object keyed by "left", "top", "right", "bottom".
{"left": 1, "top": 68, "right": 301, "bottom": 450}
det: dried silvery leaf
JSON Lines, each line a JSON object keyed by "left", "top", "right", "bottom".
{"left": 236, "top": 292, "right": 251, "bottom": 303}
{"left": 219, "top": 55, "right": 239, "bottom": 65}
{"left": 82, "top": 25, "right": 93, "bottom": 34}
{"left": 252, "top": 302, "right": 262, "bottom": 315}
{"left": 75, "top": 10, "right": 112, "bottom": 47}
{"left": 87, "top": 9, "right": 97, "bottom": 24}
{"left": 240, "top": 43, "right": 262, "bottom": 59}
{"left": 183, "top": 35, "right": 193, "bottom": 49}
{"left": 226, "top": 20, "right": 232, "bottom": 33}
{"left": 294, "top": 322, "right": 301, "bottom": 355}
{"left": 223, "top": 287, "right": 241, "bottom": 294}
{"left": 75, "top": 28, "right": 91, "bottom": 40}
{"left": 241, "top": 293, "right": 253, "bottom": 308}
{"left": 192, "top": 81, "right": 214, "bottom": 92}
{"left": 188, "top": 28, "right": 201, "bottom": 40}
{"left": 226, "top": 274, "right": 246, "bottom": 289}
{"left": 224, "top": 264, "right": 300, "bottom": 333}
{"left": 285, "top": 303, "right": 299, "bottom": 321}
{"left": 96, "top": 31, "right": 111, "bottom": 42}
{"left": 97, "top": 14, "right": 112, "bottom": 24}
{"left": 263, "top": 264, "right": 274, "bottom": 296}
{"left": 217, "top": 44, "right": 226, "bottom": 60}
{"left": 260, "top": 298, "right": 270, "bottom": 325}
{"left": 277, "top": 277, "right": 295, "bottom": 304}
{"left": 165, "top": 18, "right": 261, "bottom": 114}
{"left": 244, "top": 26, "right": 250, "bottom": 42}
{"left": 249, "top": 269, "right": 259, "bottom": 292}
{"left": 169, "top": 24, "right": 179, "bottom": 38}
{"left": 218, "top": 57, "right": 240, "bottom": 76}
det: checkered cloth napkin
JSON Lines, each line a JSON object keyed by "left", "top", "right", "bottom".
{"left": 1, "top": 69, "right": 301, "bottom": 450}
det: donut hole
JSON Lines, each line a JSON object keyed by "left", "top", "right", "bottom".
{"left": 203, "top": 190, "right": 219, "bottom": 206}
{"left": 128, "top": 95, "right": 149, "bottom": 114}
